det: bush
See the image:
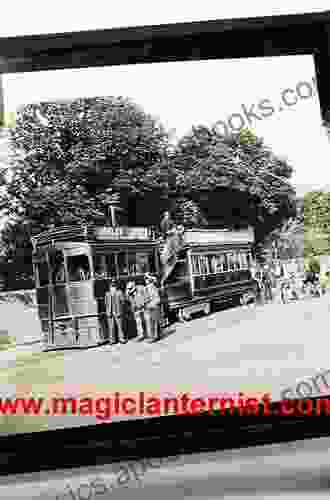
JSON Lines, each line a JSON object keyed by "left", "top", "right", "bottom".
{"left": 307, "top": 256, "right": 320, "bottom": 274}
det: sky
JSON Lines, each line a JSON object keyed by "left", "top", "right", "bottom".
{"left": 1, "top": 1, "right": 330, "bottom": 196}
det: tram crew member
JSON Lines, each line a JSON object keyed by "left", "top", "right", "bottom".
{"left": 126, "top": 279, "right": 148, "bottom": 341}
{"left": 144, "top": 273, "right": 161, "bottom": 343}
{"left": 105, "top": 279, "right": 127, "bottom": 344}
{"left": 160, "top": 211, "right": 175, "bottom": 237}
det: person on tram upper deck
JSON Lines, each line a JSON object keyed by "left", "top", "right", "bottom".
{"left": 105, "top": 279, "right": 127, "bottom": 344}
{"left": 160, "top": 211, "right": 175, "bottom": 237}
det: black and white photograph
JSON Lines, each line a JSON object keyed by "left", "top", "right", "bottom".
{"left": 0, "top": 0, "right": 330, "bottom": 451}
{"left": 2, "top": 3, "right": 330, "bottom": 500}
{"left": 0, "top": 48, "right": 329, "bottom": 438}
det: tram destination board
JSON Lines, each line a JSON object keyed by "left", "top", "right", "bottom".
{"left": 94, "top": 226, "right": 153, "bottom": 241}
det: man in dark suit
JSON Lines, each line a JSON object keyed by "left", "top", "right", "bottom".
{"left": 105, "top": 279, "right": 127, "bottom": 344}
{"left": 93, "top": 271, "right": 109, "bottom": 341}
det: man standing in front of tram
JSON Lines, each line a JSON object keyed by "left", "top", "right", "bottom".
{"left": 144, "top": 273, "right": 161, "bottom": 343}
{"left": 126, "top": 279, "right": 148, "bottom": 341}
{"left": 105, "top": 279, "right": 128, "bottom": 344}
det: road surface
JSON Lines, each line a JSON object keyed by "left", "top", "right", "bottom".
{"left": 0, "top": 294, "right": 329, "bottom": 434}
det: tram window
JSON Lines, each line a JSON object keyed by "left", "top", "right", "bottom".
{"left": 49, "top": 250, "right": 65, "bottom": 283}
{"left": 227, "top": 253, "right": 235, "bottom": 271}
{"left": 214, "top": 254, "right": 223, "bottom": 273}
{"left": 222, "top": 254, "right": 228, "bottom": 272}
{"left": 136, "top": 253, "right": 150, "bottom": 274}
{"left": 191, "top": 255, "right": 200, "bottom": 275}
{"left": 240, "top": 252, "right": 248, "bottom": 269}
{"left": 237, "top": 252, "right": 242, "bottom": 269}
{"left": 199, "top": 255, "right": 209, "bottom": 275}
{"left": 67, "top": 254, "right": 91, "bottom": 281}
{"left": 118, "top": 252, "right": 128, "bottom": 275}
{"left": 105, "top": 254, "right": 117, "bottom": 277}
{"left": 37, "top": 261, "right": 49, "bottom": 287}
{"left": 208, "top": 255, "right": 217, "bottom": 274}
{"left": 127, "top": 253, "right": 137, "bottom": 274}
{"left": 94, "top": 255, "right": 106, "bottom": 277}
{"left": 234, "top": 252, "right": 240, "bottom": 270}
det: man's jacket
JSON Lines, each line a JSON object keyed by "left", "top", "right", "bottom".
{"left": 105, "top": 288, "right": 125, "bottom": 317}
{"left": 127, "top": 285, "right": 148, "bottom": 312}
{"left": 145, "top": 283, "right": 161, "bottom": 309}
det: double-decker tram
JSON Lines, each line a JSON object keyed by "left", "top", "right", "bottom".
{"left": 32, "top": 225, "right": 159, "bottom": 350}
{"left": 162, "top": 227, "right": 256, "bottom": 321}
{"left": 32, "top": 223, "right": 256, "bottom": 350}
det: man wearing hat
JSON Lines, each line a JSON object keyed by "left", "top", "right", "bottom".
{"left": 105, "top": 279, "right": 127, "bottom": 344}
{"left": 144, "top": 273, "right": 161, "bottom": 342}
{"left": 160, "top": 211, "right": 175, "bottom": 238}
{"left": 126, "top": 279, "right": 148, "bottom": 341}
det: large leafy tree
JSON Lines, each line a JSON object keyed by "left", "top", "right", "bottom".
{"left": 170, "top": 126, "right": 296, "bottom": 245}
{"left": 0, "top": 96, "right": 170, "bottom": 283}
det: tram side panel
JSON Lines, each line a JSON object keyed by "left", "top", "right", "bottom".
{"left": 35, "top": 286, "right": 50, "bottom": 344}
{"left": 164, "top": 245, "right": 256, "bottom": 320}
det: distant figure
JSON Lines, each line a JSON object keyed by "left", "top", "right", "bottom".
{"left": 262, "top": 265, "right": 273, "bottom": 303}
{"left": 160, "top": 211, "right": 175, "bottom": 237}
{"left": 126, "top": 279, "right": 148, "bottom": 341}
{"left": 254, "top": 266, "right": 264, "bottom": 305}
{"left": 303, "top": 269, "right": 317, "bottom": 296}
{"left": 144, "top": 273, "right": 161, "bottom": 343}
{"left": 105, "top": 279, "right": 127, "bottom": 344}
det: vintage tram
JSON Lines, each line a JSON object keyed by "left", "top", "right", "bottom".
{"left": 32, "top": 224, "right": 256, "bottom": 350}
{"left": 161, "top": 226, "right": 256, "bottom": 320}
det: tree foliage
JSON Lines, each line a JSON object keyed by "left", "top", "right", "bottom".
{"left": 171, "top": 126, "right": 296, "bottom": 239}
{"left": 0, "top": 97, "right": 170, "bottom": 281}
{"left": 0, "top": 98, "right": 297, "bottom": 285}
{"left": 303, "top": 190, "right": 330, "bottom": 257}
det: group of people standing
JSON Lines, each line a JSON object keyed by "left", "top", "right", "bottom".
{"left": 95, "top": 273, "right": 162, "bottom": 345}
{"left": 251, "top": 262, "right": 328, "bottom": 305}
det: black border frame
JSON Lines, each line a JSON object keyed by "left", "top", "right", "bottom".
{"left": 1, "top": 10, "right": 330, "bottom": 476}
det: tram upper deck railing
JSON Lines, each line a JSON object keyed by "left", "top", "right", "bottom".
{"left": 182, "top": 227, "right": 255, "bottom": 246}
{"left": 31, "top": 225, "right": 158, "bottom": 247}
{"left": 31, "top": 225, "right": 255, "bottom": 248}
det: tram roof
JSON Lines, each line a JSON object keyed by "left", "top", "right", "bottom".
{"left": 32, "top": 225, "right": 255, "bottom": 248}
{"left": 31, "top": 225, "right": 157, "bottom": 247}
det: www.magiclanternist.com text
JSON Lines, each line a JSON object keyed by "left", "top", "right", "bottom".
{"left": 2, "top": 392, "right": 330, "bottom": 419}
